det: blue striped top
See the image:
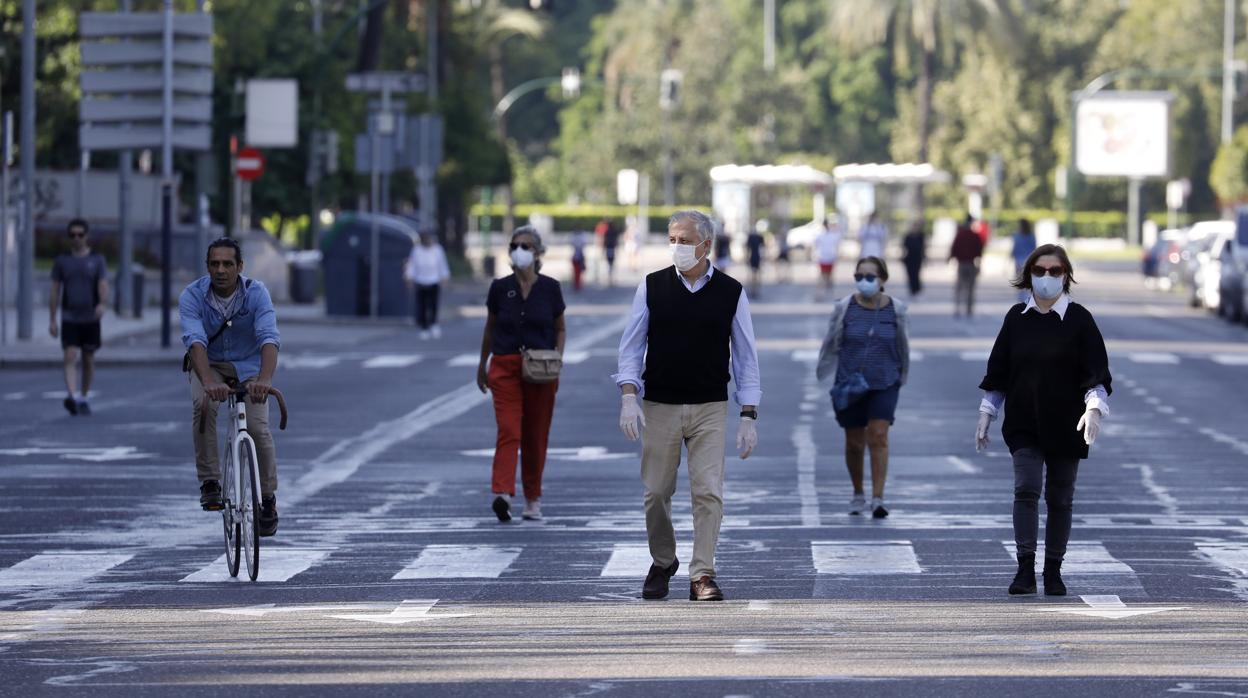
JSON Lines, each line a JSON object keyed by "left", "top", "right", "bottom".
{"left": 837, "top": 298, "right": 901, "bottom": 390}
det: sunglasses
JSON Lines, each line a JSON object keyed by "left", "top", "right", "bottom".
{"left": 1031, "top": 265, "right": 1065, "bottom": 278}
{"left": 509, "top": 242, "right": 534, "bottom": 251}
{"left": 69, "top": 233, "right": 86, "bottom": 239}
{"left": 853, "top": 273, "right": 878, "bottom": 283}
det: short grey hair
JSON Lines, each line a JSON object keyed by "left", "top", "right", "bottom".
{"left": 511, "top": 225, "right": 545, "bottom": 253}
{"left": 668, "top": 210, "right": 716, "bottom": 243}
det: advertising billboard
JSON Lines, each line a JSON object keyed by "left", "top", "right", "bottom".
{"left": 1075, "top": 91, "right": 1171, "bottom": 178}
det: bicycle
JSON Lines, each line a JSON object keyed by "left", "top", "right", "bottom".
{"left": 199, "top": 384, "right": 288, "bottom": 581}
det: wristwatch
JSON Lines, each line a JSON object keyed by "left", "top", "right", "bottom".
{"left": 740, "top": 409, "right": 758, "bottom": 420}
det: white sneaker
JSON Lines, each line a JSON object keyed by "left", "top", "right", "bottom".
{"left": 849, "top": 495, "right": 867, "bottom": 516}
{"left": 431, "top": 325, "right": 442, "bottom": 339}
{"left": 522, "top": 498, "right": 542, "bottom": 520}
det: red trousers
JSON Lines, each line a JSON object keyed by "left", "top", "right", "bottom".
{"left": 488, "top": 354, "right": 558, "bottom": 498}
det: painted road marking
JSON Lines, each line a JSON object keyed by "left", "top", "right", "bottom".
{"left": 362, "top": 354, "right": 423, "bottom": 369}
{"left": 0, "top": 446, "right": 155, "bottom": 462}
{"left": 790, "top": 349, "right": 819, "bottom": 362}
{"left": 1000, "top": 541, "right": 1133, "bottom": 574}
{"left": 1211, "top": 354, "right": 1248, "bottom": 366}
{"left": 811, "top": 541, "right": 922, "bottom": 575}
{"left": 330, "top": 599, "right": 472, "bottom": 625}
{"left": 447, "top": 353, "right": 479, "bottom": 367}
{"left": 562, "top": 350, "right": 591, "bottom": 364}
{"left": 947, "top": 456, "right": 982, "bottom": 474}
{"left": 180, "top": 548, "right": 332, "bottom": 583}
{"left": 1127, "top": 352, "right": 1180, "bottom": 365}
{"left": 282, "top": 355, "right": 342, "bottom": 370}
{"left": 792, "top": 424, "right": 821, "bottom": 527}
{"left": 1195, "top": 542, "right": 1248, "bottom": 576}
{"left": 959, "top": 350, "right": 991, "bottom": 362}
{"left": 202, "top": 603, "right": 375, "bottom": 617}
{"left": 393, "top": 545, "right": 521, "bottom": 579}
{"left": 0, "top": 551, "right": 134, "bottom": 589}
{"left": 1037, "top": 595, "right": 1187, "bottom": 619}
{"left": 459, "top": 446, "right": 632, "bottom": 462}
{"left": 733, "top": 638, "right": 768, "bottom": 654}
{"left": 600, "top": 543, "right": 695, "bottom": 578}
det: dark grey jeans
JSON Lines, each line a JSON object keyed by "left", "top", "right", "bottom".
{"left": 1013, "top": 447, "right": 1080, "bottom": 561}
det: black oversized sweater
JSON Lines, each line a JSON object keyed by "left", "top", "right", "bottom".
{"left": 978, "top": 301, "right": 1112, "bottom": 459}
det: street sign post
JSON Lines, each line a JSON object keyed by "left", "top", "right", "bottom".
{"left": 78, "top": 6, "right": 214, "bottom": 348}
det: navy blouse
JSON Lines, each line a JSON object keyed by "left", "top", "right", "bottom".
{"left": 486, "top": 273, "right": 566, "bottom": 355}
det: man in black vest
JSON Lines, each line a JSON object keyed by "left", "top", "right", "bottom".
{"left": 614, "top": 210, "right": 762, "bottom": 602}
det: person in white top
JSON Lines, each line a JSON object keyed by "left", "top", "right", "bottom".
{"left": 858, "top": 212, "right": 888, "bottom": 260}
{"left": 404, "top": 232, "right": 452, "bottom": 339}
{"left": 814, "top": 218, "right": 842, "bottom": 300}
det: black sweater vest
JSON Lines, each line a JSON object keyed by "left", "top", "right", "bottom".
{"left": 642, "top": 266, "right": 742, "bottom": 405}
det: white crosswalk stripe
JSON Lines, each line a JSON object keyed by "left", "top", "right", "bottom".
{"left": 1195, "top": 542, "right": 1248, "bottom": 576}
{"left": 180, "top": 548, "right": 332, "bottom": 583}
{"left": 392, "top": 545, "right": 521, "bottom": 579}
{"left": 0, "top": 551, "right": 134, "bottom": 589}
{"left": 811, "top": 541, "right": 922, "bottom": 575}
{"left": 282, "top": 356, "right": 342, "bottom": 370}
{"left": 1211, "top": 354, "right": 1248, "bottom": 366}
{"left": 600, "top": 543, "right": 695, "bottom": 578}
{"left": 1127, "top": 352, "right": 1180, "bottom": 365}
{"left": 362, "top": 354, "right": 423, "bottom": 369}
{"left": 1000, "top": 541, "right": 1133, "bottom": 574}
{"left": 447, "top": 353, "right": 479, "bottom": 367}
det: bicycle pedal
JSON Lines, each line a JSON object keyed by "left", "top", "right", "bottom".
{"left": 201, "top": 503, "right": 224, "bottom": 512}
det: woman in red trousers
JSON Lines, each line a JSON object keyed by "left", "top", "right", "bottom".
{"left": 476, "top": 226, "right": 566, "bottom": 522}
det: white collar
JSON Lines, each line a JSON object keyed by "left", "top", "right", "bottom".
{"left": 674, "top": 263, "right": 714, "bottom": 284}
{"left": 1023, "top": 293, "right": 1070, "bottom": 320}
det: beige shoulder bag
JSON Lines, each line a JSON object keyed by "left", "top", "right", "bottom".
{"left": 521, "top": 348, "right": 562, "bottom": 384}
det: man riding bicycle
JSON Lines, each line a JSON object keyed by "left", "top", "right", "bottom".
{"left": 180, "top": 237, "right": 282, "bottom": 536}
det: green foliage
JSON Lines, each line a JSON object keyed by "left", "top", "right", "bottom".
{"left": 1210, "top": 125, "right": 1248, "bottom": 206}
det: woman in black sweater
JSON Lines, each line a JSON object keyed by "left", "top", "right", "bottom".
{"left": 975, "top": 244, "right": 1112, "bottom": 596}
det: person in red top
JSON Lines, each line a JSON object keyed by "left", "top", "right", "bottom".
{"left": 949, "top": 215, "right": 985, "bottom": 319}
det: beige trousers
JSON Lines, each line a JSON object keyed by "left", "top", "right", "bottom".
{"left": 190, "top": 362, "right": 278, "bottom": 496}
{"left": 641, "top": 400, "right": 728, "bottom": 580}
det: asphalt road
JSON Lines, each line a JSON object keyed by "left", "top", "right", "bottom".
{"left": 2, "top": 258, "right": 1247, "bottom": 697}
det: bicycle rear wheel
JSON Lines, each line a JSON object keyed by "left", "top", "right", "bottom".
{"left": 239, "top": 437, "right": 261, "bottom": 581}
{"left": 222, "top": 449, "right": 241, "bottom": 578}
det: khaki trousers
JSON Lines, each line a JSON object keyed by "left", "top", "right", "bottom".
{"left": 190, "top": 362, "right": 278, "bottom": 496}
{"left": 641, "top": 400, "right": 728, "bottom": 580}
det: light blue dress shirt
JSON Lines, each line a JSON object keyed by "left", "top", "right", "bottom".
{"left": 613, "top": 265, "right": 762, "bottom": 406}
{"left": 179, "top": 276, "right": 281, "bottom": 382}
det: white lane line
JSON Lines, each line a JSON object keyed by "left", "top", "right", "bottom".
{"left": 1122, "top": 464, "right": 1179, "bottom": 516}
{"left": 600, "top": 543, "right": 694, "bottom": 578}
{"left": 287, "top": 317, "right": 628, "bottom": 507}
{"left": 447, "top": 353, "right": 478, "bottom": 367}
{"left": 910, "top": 350, "right": 925, "bottom": 362}
{"left": 282, "top": 355, "right": 341, "bottom": 370}
{"left": 791, "top": 349, "right": 819, "bottom": 362}
{"left": 959, "top": 350, "right": 991, "bottom": 362}
{"left": 733, "top": 638, "right": 768, "bottom": 655}
{"left": 393, "top": 545, "right": 521, "bottom": 579}
{"left": 1127, "top": 352, "right": 1180, "bottom": 365}
{"left": 362, "top": 354, "right": 423, "bottom": 369}
{"left": 811, "top": 541, "right": 922, "bottom": 575}
{"left": 1211, "top": 354, "right": 1248, "bottom": 366}
{"left": 562, "top": 350, "right": 591, "bottom": 365}
{"left": 792, "top": 424, "right": 821, "bottom": 527}
{"left": 0, "top": 552, "right": 134, "bottom": 589}
{"left": 1000, "top": 541, "right": 1132, "bottom": 574}
{"left": 1199, "top": 427, "right": 1248, "bottom": 457}
{"left": 180, "top": 548, "right": 332, "bottom": 583}
{"left": 947, "top": 456, "right": 982, "bottom": 474}
{"left": 3, "top": 392, "right": 27, "bottom": 401}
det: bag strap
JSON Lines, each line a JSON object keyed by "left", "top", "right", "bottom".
{"left": 203, "top": 279, "right": 249, "bottom": 347}
{"left": 848, "top": 298, "right": 881, "bottom": 373}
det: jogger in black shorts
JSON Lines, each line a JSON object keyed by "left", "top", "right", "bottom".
{"left": 49, "top": 219, "right": 109, "bottom": 416}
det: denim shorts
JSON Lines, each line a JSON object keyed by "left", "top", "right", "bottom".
{"left": 834, "top": 383, "right": 900, "bottom": 429}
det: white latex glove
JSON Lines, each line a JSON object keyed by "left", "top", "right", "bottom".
{"left": 1076, "top": 407, "right": 1101, "bottom": 446}
{"left": 620, "top": 394, "right": 645, "bottom": 441}
{"left": 736, "top": 417, "right": 758, "bottom": 459}
{"left": 975, "top": 412, "right": 994, "bottom": 453}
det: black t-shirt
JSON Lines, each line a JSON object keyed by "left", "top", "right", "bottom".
{"left": 52, "top": 252, "right": 108, "bottom": 324}
{"left": 979, "top": 302, "right": 1112, "bottom": 459}
{"left": 486, "top": 273, "right": 566, "bottom": 355}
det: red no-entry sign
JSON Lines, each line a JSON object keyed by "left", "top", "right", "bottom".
{"left": 237, "top": 147, "right": 265, "bottom": 181}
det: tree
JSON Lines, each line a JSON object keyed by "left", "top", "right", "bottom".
{"left": 1211, "top": 125, "right": 1248, "bottom": 206}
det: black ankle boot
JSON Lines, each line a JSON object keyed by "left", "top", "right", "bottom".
{"left": 1043, "top": 558, "right": 1067, "bottom": 596}
{"left": 1009, "top": 553, "right": 1037, "bottom": 595}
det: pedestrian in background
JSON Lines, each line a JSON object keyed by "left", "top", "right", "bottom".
{"left": 747, "top": 220, "right": 766, "bottom": 298}
{"left": 976, "top": 244, "right": 1111, "bottom": 597}
{"left": 571, "top": 230, "right": 589, "bottom": 293}
{"left": 476, "top": 226, "right": 566, "bottom": 523}
{"left": 597, "top": 218, "right": 620, "bottom": 287}
{"left": 714, "top": 223, "right": 733, "bottom": 271}
{"left": 858, "top": 211, "right": 888, "bottom": 260}
{"left": 404, "top": 231, "right": 451, "bottom": 340}
{"left": 48, "top": 218, "right": 109, "bottom": 416}
{"left": 1011, "top": 219, "right": 1037, "bottom": 303}
{"left": 616, "top": 209, "right": 761, "bottom": 603}
{"left": 901, "top": 222, "right": 926, "bottom": 299}
{"left": 949, "top": 215, "right": 985, "bottom": 319}
{"left": 816, "top": 256, "right": 910, "bottom": 519}
{"left": 814, "top": 217, "right": 842, "bottom": 300}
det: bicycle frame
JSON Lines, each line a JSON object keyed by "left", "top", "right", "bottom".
{"left": 224, "top": 394, "right": 262, "bottom": 534}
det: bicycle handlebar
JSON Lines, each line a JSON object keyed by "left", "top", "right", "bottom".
{"left": 197, "top": 385, "right": 288, "bottom": 434}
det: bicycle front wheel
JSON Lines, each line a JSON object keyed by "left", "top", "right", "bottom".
{"left": 222, "top": 449, "right": 241, "bottom": 578}
{"left": 239, "top": 437, "right": 261, "bottom": 581}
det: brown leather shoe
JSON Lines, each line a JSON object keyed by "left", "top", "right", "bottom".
{"left": 641, "top": 558, "right": 679, "bottom": 600}
{"left": 689, "top": 575, "right": 724, "bottom": 601}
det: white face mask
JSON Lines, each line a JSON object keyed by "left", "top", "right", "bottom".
{"left": 510, "top": 247, "right": 535, "bottom": 269}
{"left": 856, "top": 278, "right": 881, "bottom": 298}
{"left": 1031, "top": 274, "right": 1064, "bottom": 300}
{"left": 671, "top": 242, "right": 706, "bottom": 272}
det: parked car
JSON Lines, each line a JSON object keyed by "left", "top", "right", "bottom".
{"left": 1181, "top": 221, "right": 1232, "bottom": 307}
{"left": 1142, "top": 229, "right": 1185, "bottom": 289}
{"left": 1225, "top": 207, "right": 1248, "bottom": 323}
{"left": 1196, "top": 227, "right": 1235, "bottom": 312}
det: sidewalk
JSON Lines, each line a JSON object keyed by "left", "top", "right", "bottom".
{"left": 0, "top": 282, "right": 490, "bottom": 368}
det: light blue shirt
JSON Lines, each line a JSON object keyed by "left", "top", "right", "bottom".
{"left": 179, "top": 276, "right": 280, "bottom": 382}
{"left": 613, "top": 265, "right": 762, "bottom": 406}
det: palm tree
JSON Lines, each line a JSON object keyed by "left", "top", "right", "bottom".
{"left": 830, "top": 0, "right": 1024, "bottom": 177}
